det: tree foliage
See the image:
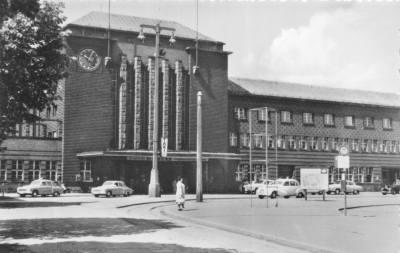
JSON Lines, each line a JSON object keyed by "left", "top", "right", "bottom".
{"left": 0, "top": 1, "right": 70, "bottom": 145}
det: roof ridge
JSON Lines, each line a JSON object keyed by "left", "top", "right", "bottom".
{"left": 88, "top": 11, "right": 176, "bottom": 24}
{"left": 228, "top": 77, "right": 399, "bottom": 97}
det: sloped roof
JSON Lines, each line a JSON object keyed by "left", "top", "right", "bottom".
{"left": 67, "top": 11, "right": 220, "bottom": 43}
{"left": 228, "top": 77, "right": 400, "bottom": 108}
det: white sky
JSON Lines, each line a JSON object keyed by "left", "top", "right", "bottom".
{"left": 54, "top": 0, "right": 400, "bottom": 94}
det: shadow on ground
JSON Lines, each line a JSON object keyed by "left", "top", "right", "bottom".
{"left": 0, "top": 202, "right": 83, "bottom": 209}
{"left": 0, "top": 241, "right": 239, "bottom": 253}
{"left": 0, "top": 218, "right": 182, "bottom": 240}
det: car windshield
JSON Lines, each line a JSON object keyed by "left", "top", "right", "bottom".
{"left": 30, "top": 181, "right": 41, "bottom": 186}
{"left": 102, "top": 182, "right": 113, "bottom": 186}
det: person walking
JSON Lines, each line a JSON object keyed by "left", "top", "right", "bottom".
{"left": 175, "top": 176, "right": 185, "bottom": 211}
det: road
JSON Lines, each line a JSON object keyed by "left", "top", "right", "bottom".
{"left": 0, "top": 192, "right": 399, "bottom": 253}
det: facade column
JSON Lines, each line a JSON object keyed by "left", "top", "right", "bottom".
{"left": 148, "top": 57, "right": 155, "bottom": 150}
{"left": 118, "top": 55, "right": 128, "bottom": 149}
{"left": 161, "top": 59, "right": 169, "bottom": 139}
{"left": 133, "top": 56, "right": 142, "bottom": 150}
{"left": 175, "top": 61, "right": 183, "bottom": 150}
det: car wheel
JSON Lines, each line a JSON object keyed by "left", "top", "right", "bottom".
{"left": 127, "top": 192, "right": 131, "bottom": 197}
{"left": 327, "top": 191, "right": 331, "bottom": 195}
{"left": 19, "top": 194, "right": 25, "bottom": 197}
{"left": 284, "top": 196, "right": 290, "bottom": 199}
{"left": 258, "top": 195, "right": 264, "bottom": 199}
{"left": 335, "top": 189, "right": 341, "bottom": 195}
{"left": 32, "top": 190, "right": 38, "bottom": 197}
{"left": 391, "top": 189, "right": 396, "bottom": 195}
{"left": 353, "top": 190, "right": 358, "bottom": 195}
{"left": 94, "top": 194, "right": 99, "bottom": 197}
{"left": 106, "top": 191, "right": 111, "bottom": 198}
{"left": 318, "top": 191, "right": 323, "bottom": 195}
{"left": 382, "top": 192, "right": 387, "bottom": 195}
{"left": 270, "top": 192, "right": 277, "bottom": 199}
{"left": 53, "top": 192, "right": 60, "bottom": 197}
{"left": 123, "top": 192, "right": 128, "bottom": 197}
{"left": 311, "top": 193, "right": 316, "bottom": 195}
{"left": 296, "top": 192, "right": 304, "bottom": 198}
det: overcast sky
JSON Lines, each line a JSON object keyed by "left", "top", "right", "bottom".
{"left": 55, "top": 0, "right": 400, "bottom": 94}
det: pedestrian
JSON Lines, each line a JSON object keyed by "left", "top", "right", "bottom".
{"left": 175, "top": 176, "right": 185, "bottom": 211}
{"left": 172, "top": 179, "right": 177, "bottom": 193}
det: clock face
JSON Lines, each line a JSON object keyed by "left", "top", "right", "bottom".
{"left": 339, "top": 146, "right": 349, "bottom": 156}
{"left": 78, "top": 49, "right": 101, "bottom": 71}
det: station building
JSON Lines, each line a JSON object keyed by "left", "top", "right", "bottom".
{"left": 1, "top": 11, "right": 400, "bottom": 193}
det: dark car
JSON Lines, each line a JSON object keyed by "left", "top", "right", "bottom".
{"left": 381, "top": 183, "right": 400, "bottom": 195}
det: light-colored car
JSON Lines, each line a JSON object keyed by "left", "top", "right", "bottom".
{"left": 256, "top": 178, "right": 300, "bottom": 199}
{"left": 243, "top": 179, "right": 273, "bottom": 194}
{"left": 326, "top": 180, "right": 363, "bottom": 195}
{"left": 91, "top": 181, "right": 134, "bottom": 197}
{"left": 17, "top": 179, "right": 63, "bottom": 197}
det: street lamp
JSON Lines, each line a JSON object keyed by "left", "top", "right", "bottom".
{"left": 138, "top": 23, "right": 176, "bottom": 197}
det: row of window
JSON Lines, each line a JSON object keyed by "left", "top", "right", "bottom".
{"left": 235, "top": 164, "right": 374, "bottom": 183}
{"left": 230, "top": 134, "right": 399, "bottom": 153}
{"left": 0, "top": 160, "right": 60, "bottom": 182}
{"left": 11, "top": 123, "right": 61, "bottom": 138}
{"left": 234, "top": 108, "right": 393, "bottom": 129}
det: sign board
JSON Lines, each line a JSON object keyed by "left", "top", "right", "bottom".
{"left": 161, "top": 137, "right": 168, "bottom": 157}
{"left": 300, "top": 168, "right": 329, "bottom": 192}
{"left": 338, "top": 145, "right": 349, "bottom": 156}
{"left": 335, "top": 156, "right": 349, "bottom": 169}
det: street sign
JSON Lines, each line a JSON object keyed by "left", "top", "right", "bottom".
{"left": 161, "top": 137, "right": 168, "bottom": 157}
{"left": 335, "top": 156, "right": 349, "bottom": 169}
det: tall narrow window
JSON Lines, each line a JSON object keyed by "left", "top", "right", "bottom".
{"left": 258, "top": 109, "right": 267, "bottom": 121}
{"left": 11, "top": 160, "right": 23, "bottom": 181}
{"left": 371, "top": 140, "right": 378, "bottom": 152}
{"left": 380, "top": 141, "right": 387, "bottom": 152}
{"left": 229, "top": 132, "right": 237, "bottom": 147}
{"left": 267, "top": 135, "right": 274, "bottom": 148}
{"left": 281, "top": 111, "right": 292, "bottom": 123}
{"left": 357, "top": 167, "right": 363, "bottom": 183}
{"left": 346, "top": 167, "right": 354, "bottom": 181}
{"left": 80, "top": 161, "right": 92, "bottom": 182}
{"left": 46, "top": 161, "right": 57, "bottom": 181}
{"left": 288, "top": 136, "right": 295, "bottom": 149}
{"left": 344, "top": 116, "right": 355, "bottom": 127}
{"left": 303, "top": 113, "right": 313, "bottom": 124}
{"left": 321, "top": 137, "right": 328, "bottom": 150}
{"left": 28, "top": 161, "right": 40, "bottom": 181}
{"left": 52, "top": 105, "right": 58, "bottom": 117}
{"left": 277, "top": 135, "right": 285, "bottom": 148}
{"left": 331, "top": 138, "right": 338, "bottom": 151}
{"left": 46, "top": 107, "right": 51, "bottom": 118}
{"left": 234, "top": 107, "right": 246, "bottom": 120}
{"left": 363, "top": 117, "right": 374, "bottom": 128}
{"left": 310, "top": 137, "right": 317, "bottom": 150}
{"left": 299, "top": 136, "right": 307, "bottom": 149}
{"left": 365, "top": 167, "right": 373, "bottom": 183}
{"left": 324, "top": 114, "right": 334, "bottom": 125}
{"left": 342, "top": 138, "right": 349, "bottom": 146}
{"left": 383, "top": 118, "right": 392, "bottom": 129}
{"left": 255, "top": 135, "right": 263, "bottom": 148}
{"left": 328, "top": 166, "right": 334, "bottom": 183}
{"left": 241, "top": 133, "right": 250, "bottom": 147}
{"left": 361, "top": 140, "right": 368, "bottom": 152}
{"left": 0, "top": 160, "right": 6, "bottom": 180}
{"left": 236, "top": 165, "right": 244, "bottom": 181}
{"left": 389, "top": 141, "right": 395, "bottom": 153}
{"left": 352, "top": 139, "right": 359, "bottom": 151}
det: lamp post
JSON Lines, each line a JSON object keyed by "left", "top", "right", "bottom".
{"left": 138, "top": 23, "right": 175, "bottom": 197}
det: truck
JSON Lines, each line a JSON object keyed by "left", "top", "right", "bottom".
{"left": 295, "top": 168, "right": 329, "bottom": 198}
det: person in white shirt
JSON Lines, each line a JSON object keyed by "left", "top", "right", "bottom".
{"left": 175, "top": 176, "right": 185, "bottom": 211}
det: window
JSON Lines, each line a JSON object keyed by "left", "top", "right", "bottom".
{"left": 356, "top": 167, "right": 363, "bottom": 183}
{"left": 328, "top": 167, "right": 334, "bottom": 183}
{"left": 310, "top": 137, "right": 317, "bottom": 150}
{"left": 344, "top": 116, "right": 355, "bottom": 127}
{"left": 234, "top": 107, "right": 246, "bottom": 120}
{"left": 46, "top": 107, "right": 51, "bottom": 118}
{"left": 321, "top": 137, "right": 328, "bottom": 150}
{"left": 255, "top": 135, "right": 263, "bottom": 148}
{"left": 361, "top": 140, "right": 368, "bottom": 152}
{"left": 0, "top": 160, "right": 6, "bottom": 180}
{"left": 380, "top": 141, "right": 387, "bottom": 152}
{"left": 352, "top": 139, "right": 359, "bottom": 151}
{"left": 324, "top": 114, "right": 334, "bottom": 125}
{"left": 258, "top": 109, "right": 267, "bottom": 121}
{"left": 11, "top": 160, "right": 23, "bottom": 181}
{"left": 80, "top": 161, "right": 92, "bottom": 182}
{"left": 28, "top": 161, "right": 41, "bottom": 181}
{"left": 267, "top": 135, "right": 274, "bottom": 148}
{"left": 365, "top": 167, "right": 373, "bottom": 183}
{"left": 303, "top": 113, "right": 313, "bottom": 124}
{"left": 363, "top": 117, "right": 374, "bottom": 128}
{"left": 346, "top": 167, "right": 354, "bottom": 181}
{"left": 281, "top": 111, "right": 292, "bottom": 123}
{"left": 299, "top": 136, "right": 307, "bottom": 149}
{"left": 371, "top": 140, "right": 378, "bottom": 152}
{"left": 229, "top": 132, "right": 237, "bottom": 146}
{"left": 46, "top": 161, "right": 57, "bottom": 181}
{"left": 52, "top": 105, "right": 57, "bottom": 117}
{"left": 334, "top": 167, "right": 341, "bottom": 181}
{"left": 331, "top": 138, "right": 338, "bottom": 151}
{"left": 342, "top": 138, "right": 349, "bottom": 146}
{"left": 389, "top": 141, "right": 395, "bottom": 153}
{"left": 277, "top": 135, "right": 285, "bottom": 148}
{"left": 236, "top": 165, "right": 245, "bottom": 181}
{"left": 260, "top": 165, "right": 267, "bottom": 180}
{"left": 288, "top": 136, "right": 295, "bottom": 149}
{"left": 383, "top": 118, "right": 392, "bottom": 129}
{"left": 241, "top": 133, "right": 250, "bottom": 147}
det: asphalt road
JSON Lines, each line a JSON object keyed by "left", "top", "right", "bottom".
{"left": 0, "top": 192, "right": 399, "bottom": 253}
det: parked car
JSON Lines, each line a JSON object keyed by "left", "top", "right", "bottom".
{"left": 91, "top": 181, "right": 134, "bottom": 197}
{"left": 17, "top": 179, "right": 64, "bottom": 197}
{"left": 256, "top": 178, "right": 300, "bottom": 199}
{"left": 326, "top": 180, "right": 362, "bottom": 195}
{"left": 243, "top": 179, "right": 273, "bottom": 194}
{"left": 381, "top": 183, "right": 400, "bottom": 195}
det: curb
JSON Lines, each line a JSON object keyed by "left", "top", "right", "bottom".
{"left": 159, "top": 206, "right": 338, "bottom": 253}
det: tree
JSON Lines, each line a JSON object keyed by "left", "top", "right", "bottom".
{"left": 0, "top": 1, "right": 70, "bottom": 146}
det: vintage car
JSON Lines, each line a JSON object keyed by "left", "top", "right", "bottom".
{"left": 326, "top": 180, "right": 363, "bottom": 195}
{"left": 256, "top": 178, "right": 300, "bottom": 199}
{"left": 243, "top": 179, "right": 273, "bottom": 194}
{"left": 381, "top": 183, "right": 400, "bottom": 195}
{"left": 91, "top": 181, "right": 134, "bottom": 197}
{"left": 17, "top": 179, "right": 64, "bottom": 197}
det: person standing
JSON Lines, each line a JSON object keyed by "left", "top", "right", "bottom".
{"left": 175, "top": 176, "right": 185, "bottom": 211}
